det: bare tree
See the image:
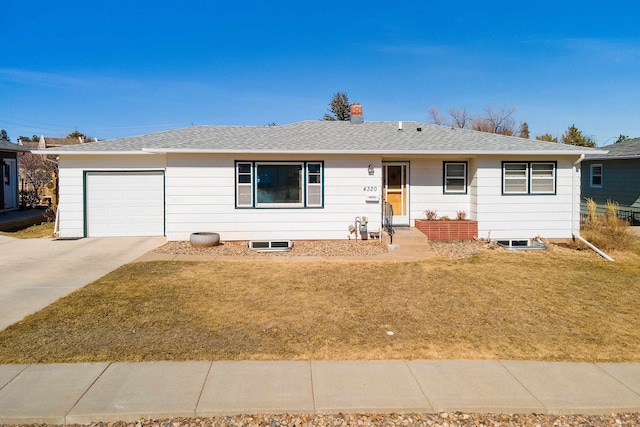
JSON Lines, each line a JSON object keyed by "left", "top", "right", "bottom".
{"left": 481, "top": 105, "right": 517, "bottom": 135}
{"left": 429, "top": 104, "right": 521, "bottom": 136}
{"left": 470, "top": 116, "right": 494, "bottom": 133}
{"left": 449, "top": 107, "right": 470, "bottom": 129}
{"left": 19, "top": 152, "right": 58, "bottom": 205}
{"left": 428, "top": 106, "right": 446, "bottom": 126}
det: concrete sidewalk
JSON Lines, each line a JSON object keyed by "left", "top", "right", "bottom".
{"left": 0, "top": 360, "right": 639, "bottom": 424}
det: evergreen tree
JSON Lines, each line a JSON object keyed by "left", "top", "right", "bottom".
{"left": 536, "top": 133, "right": 558, "bottom": 143}
{"left": 0, "top": 129, "right": 10, "bottom": 141}
{"left": 518, "top": 122, "right": 530, "bottom": 139}
{"left": 615, "top": 134, "right": 630, "bottom": 143}
{"left": 561, "top": 124, "right": 596, "bottom": 148}
{"left": 323, "top": 92, "right": 351, "bottom": 121}
{"left": 67, "top": 130, "right": 86, "bottom": 140}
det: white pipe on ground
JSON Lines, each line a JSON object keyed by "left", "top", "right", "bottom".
{"left": 572, "top": 233, "right": 614, "bottom": 261}
{"left": 569, "top": 154, "right": 614, "bottom": 261}
{"left": 53, "top": 204, "right": 60, "bottom": 237}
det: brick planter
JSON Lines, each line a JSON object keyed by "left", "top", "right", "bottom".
{"left": 414, "top": 219, "right": 478, "bottom": 241}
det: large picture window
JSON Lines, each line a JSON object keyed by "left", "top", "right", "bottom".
{"left": 236, "top": 161, "right": 323, "bottom": 208}
{"left": 443, "top": 162, "right": 467, "bottom": 194}
{"left": 502, "top": 162, "right": 556, "bottom": 195}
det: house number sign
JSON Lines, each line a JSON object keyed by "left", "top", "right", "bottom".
{"left": 363, "top": 186, "right": 378, "bottom": 192}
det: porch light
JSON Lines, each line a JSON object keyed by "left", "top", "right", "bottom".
{"left": 368, "top": 164, "right": 374, "bottom": 175}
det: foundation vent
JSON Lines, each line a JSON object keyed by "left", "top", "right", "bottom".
{"left": 249, "top": 240, "right": 293, "bottom": 252}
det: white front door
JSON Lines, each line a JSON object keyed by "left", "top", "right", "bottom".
{"left": 2, "top": 158, "right": 18, "bottom": 211}
{"left": 383, "top": 162, "right": 409, "bottom": 226}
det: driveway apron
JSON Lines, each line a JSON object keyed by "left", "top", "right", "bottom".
{"left": 0, "top": 236, "right": 165, "bottom": 331}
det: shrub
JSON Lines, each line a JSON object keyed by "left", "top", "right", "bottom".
{"left": 424, "top": 210, "right": 438, "bottom": 220}
{"left": 581, "top": 199, "right": 632, "bottom": 251}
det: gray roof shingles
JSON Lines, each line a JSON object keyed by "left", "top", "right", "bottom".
{"left": 0, "top": 139, "right": 31, "bottom": 152}
{"left": 585, "top": 137, "right": 640, "bottom": 159}
{"left": 38, "top": 121, "right": 604, "bottom": 155}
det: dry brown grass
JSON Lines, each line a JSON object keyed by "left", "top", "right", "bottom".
{"left": 0, "top": 221, "right": 54, "bottom": 239}
{"left": 581, "top": 198, "right": 634, "bottom": 251}
{"left": 0, "top": 244, "right": 639, "bottom": 364}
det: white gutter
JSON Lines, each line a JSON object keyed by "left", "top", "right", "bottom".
{"left": 32, "top": 150, "right": 156, "bottom": 155}
{"left": 572, "top": 233, "right": 614, "bottom": 261}
{"left": 34, "top": 148, "right": 607, "bottom": 156}
{"left": 570, "top": 154, "right": 614, "bottom": 261}
{"left": 140, "top": 148, "right": 603, "bottom": 155}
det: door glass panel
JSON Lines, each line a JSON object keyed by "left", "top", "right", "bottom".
{"left": 384, "top": 164, "right": 408, "bottom": 218}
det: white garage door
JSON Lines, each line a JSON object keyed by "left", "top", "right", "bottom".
{"left": 86, "top": 171, "right": 164, "bottom": 237}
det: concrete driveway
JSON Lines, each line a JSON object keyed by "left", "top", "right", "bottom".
{"left": 0, "top": 236, "right": 165, "bottom": 331}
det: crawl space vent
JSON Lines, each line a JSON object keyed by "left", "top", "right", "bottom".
{"left": 249, "top": 240, "right": 293, "bottom": 252}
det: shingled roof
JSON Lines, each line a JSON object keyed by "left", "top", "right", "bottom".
{"left": 37, "top": 121, "right": 604, "bottom": 156}
{"left": 585, "top": 137, "right": 640, "bottom": 160}
{"left": 0, "top": 139, "right": 31, "bottom": 153}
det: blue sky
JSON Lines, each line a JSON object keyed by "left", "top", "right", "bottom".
{"left": 1, "top": 1, "right": 639, "bottom": 145}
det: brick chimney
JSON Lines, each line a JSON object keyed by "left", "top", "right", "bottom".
{"left": 350, "top": 102, "right": 363, "bottom": 124}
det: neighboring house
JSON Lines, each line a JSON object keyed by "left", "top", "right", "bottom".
{"left": 38, "top": 105, "right": 602, "bottom": 241}
{"left": 0, "top": 139, "right": 30, "bottom": 212}
{"left": 17, "top": 136, "right": 87, "bottom": 205}
{"left": 18, "top": 135, "right": 89, "bottom": 150}
{"left": 581, "top": 137, "right": 640, "bottom": 225}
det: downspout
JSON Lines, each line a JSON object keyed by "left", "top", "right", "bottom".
{"left": 53, "top": 204, "right": 60, "bottom": 237}
{"left": 571, "top": 154, "right": 614, "bottom": 261}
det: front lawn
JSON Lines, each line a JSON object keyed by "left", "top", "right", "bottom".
{"left": 0, "top": 243, "right": 638, "bottom": 363}
{"left": 0, "top": 221, "right": 54, "bottom": 239}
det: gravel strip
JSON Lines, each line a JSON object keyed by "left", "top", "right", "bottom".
{"left": 153, "top": 240, "right": 388, "bottom": 257}
{"left": 9, "top": 412, "right": 639, "bottom": 427}
{"left": 153, "top": 239, "right": 500, "bottom": 259}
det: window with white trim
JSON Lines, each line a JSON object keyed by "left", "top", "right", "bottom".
{"left": 530, "top": 163, "right": 555, "bottom": 194}
{"left": 443, "top": 162, "right": 467, "bottom": 194}
{"left": 503, "top": 163, "right": 528, "bottom": 194}
{"left": 502, "top": 162, "right": 556, "bottom": 195}
{"left": 590, "top": 164, "right": 602, "bottom": 188}
{"left": 235, "top": 161, "right": 323, "bottom": 208}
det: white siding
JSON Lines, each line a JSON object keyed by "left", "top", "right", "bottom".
{"left": 406, "top": 155, "right": 580, "bottom": 240}
{"left": 164, "top": 154, "right": 383, "bottom": 241}
{"left": 408, "top": 157, "right": 474, "bottom": 221}
{"left": 472, "top": 156, "right": 578, "bottom": 239}
{"left": 56, "top": 152, "right": 582, "bottom": 242}
{"left": 57, "top": 155, "right": 167, "bottom": 238}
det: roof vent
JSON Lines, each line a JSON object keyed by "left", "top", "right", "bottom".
{"left": 398, "top": 121, "right": 403, "bottom": 131}
{"left": 349, "top": 102, "right": 363, "bottom": 124}
{"left": 417, "top": 127, "right": 422, "bottom": 132}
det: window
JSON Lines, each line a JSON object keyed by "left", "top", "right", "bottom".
{"left": 590, "top": 164, "right": 602, "bottom": 188}
{"left": 443, "top": 162, "right": 467, "bottom": 194}
{"left": 2, "top": 161, "right": 9, "bottom": 185}
{"left": 236, "top": 162, "right": 253, "bottom": 207}
{"left": 502, "top": 162, "right": 556, "bottom": 195}
{"left": 503, "top": 163, "right": 528, "bottom": 194}
{"left": 530, "top": 163, "right": 555, "bottom": 194}
{"left": 235, "top": 161, "right": 323, "bottom": 208}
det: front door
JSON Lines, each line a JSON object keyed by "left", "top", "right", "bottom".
{"left": 383, "top": 162, "right": 409, "bottom": 226}
{"left": 2, "top": 158, "right": 18, "bottom": 211}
